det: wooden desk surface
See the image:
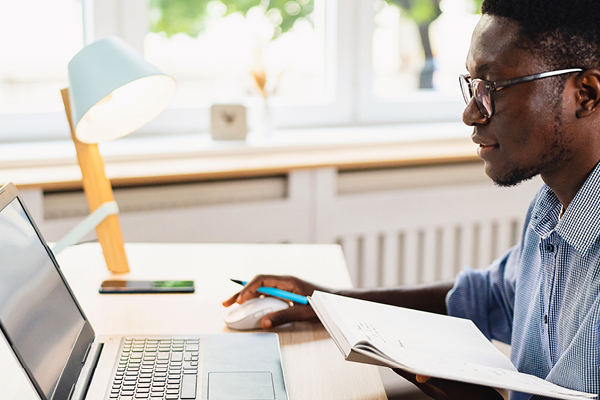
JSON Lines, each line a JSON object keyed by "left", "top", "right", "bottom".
{"left": 52, "top": 243, "right": 385, "bottom": 400}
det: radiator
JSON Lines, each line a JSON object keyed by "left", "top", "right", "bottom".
{"left": 315, "top": 165, "right": 541, "bottom": 288}
{"left": 338, "top": 217, "right": 522, "bottom": 287}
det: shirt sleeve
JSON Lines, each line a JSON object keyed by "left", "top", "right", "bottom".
{"left": 445, "top": 204, "right": 534, "bottom": 344}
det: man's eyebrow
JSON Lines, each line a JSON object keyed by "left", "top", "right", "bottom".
{"left": 465, "top": 62, "right": 492, "bottom": 77}
{"left": 474, "top": 63, "right": 491, "bottom": 77}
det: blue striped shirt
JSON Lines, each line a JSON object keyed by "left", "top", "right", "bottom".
{"left": 446, "top": 162, "right": 600, "bottom": 399}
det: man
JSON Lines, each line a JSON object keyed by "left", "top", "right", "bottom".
{"left": 224, "top": 1, "right": 600, "bottom": 398}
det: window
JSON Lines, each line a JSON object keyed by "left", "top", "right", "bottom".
{"left": 146, "top": 0, "right": 328, "bottom": 107}
{"left": 1, "top": 0, "right": 482, "bottom": 143}
{"left": 359, "top": 0, "right": 481, "bottom": 123}
{"left": 372, "top": 0, "right": 480, "bottom": 97}
{"left": 142, "top": 0, "right": 333, "bottom": 133}
{"left": 0, "top": 0, "right": 83, "bottom": 141}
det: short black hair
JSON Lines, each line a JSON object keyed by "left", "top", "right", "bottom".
{"left": 481, "top": 0, "right": 600, "bottom": 70}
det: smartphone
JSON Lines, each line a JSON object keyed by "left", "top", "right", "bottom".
{"left": 99, "top": 280, "right": 195, "bottom": 294}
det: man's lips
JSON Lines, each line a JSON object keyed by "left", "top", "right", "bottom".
{"left": 472, "top": 134, "right": 499, "bottom": 158}
{"left": 476, "top": 142, "right": 499, "bottom": 158}
{"left": 472, "top": 135, "right": 498, "bottom": 147}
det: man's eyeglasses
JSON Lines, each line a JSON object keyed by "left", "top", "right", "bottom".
{"left": 459, "top": 68, "right": 583, "bottom": 118}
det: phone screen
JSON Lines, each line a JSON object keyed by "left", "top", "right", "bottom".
{"left": 99, "top": 280, "right": 195, "bottom": 294}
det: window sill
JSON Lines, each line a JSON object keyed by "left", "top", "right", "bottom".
{"left": 1, "top": 122, "right": 478, "bottom": 191}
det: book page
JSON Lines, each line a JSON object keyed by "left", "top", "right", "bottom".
{"left": 315, "top": 291, "right": 516, "bottom": 372}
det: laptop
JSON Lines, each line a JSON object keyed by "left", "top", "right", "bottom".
{"left": 0, "top": 183, "right": 288, "bottom": 400}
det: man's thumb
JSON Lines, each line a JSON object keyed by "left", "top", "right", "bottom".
{"left": 261, "top": 307, "right": 303, "bottom": 329}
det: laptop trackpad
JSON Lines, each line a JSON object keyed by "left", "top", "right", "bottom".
{"left": 208, "top": 371, "right": 275, "bottom": 400}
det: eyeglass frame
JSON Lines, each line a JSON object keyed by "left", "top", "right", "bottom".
{"left": 459, "top": 68, "right": 583, "bottom": 118}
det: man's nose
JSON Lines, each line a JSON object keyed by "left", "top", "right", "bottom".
{"left": 462, "top": 99, "right": 489, "bottom": 126}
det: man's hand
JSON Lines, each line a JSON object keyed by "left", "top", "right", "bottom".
{"left": 222, "top": 275, "right": 327, "bottom": 329}
{"left": 393, "top": 370, "right": 504, "bottom": 400}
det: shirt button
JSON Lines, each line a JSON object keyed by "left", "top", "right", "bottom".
{"left": 544, "top": 315, "right": 548, "bottom": 324}
{"left": 545, "top": 244, "right": 554, "bottom": 252}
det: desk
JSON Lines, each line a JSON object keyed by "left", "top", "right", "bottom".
{"left": 2, "top": 243, "right": 387, "bottom": 399}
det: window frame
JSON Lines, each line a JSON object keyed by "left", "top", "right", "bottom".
{"left": 138, "top": 0, "right": 354, "bottom": 135}
{"left": 0, "top": 0, "right": 468, "bottom": 144}
{"left": 354, "top": 0, "right": 464, "bottom": 124}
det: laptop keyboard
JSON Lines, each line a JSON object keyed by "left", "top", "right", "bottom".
{"left": 109, "top": 337, "right": 199, "bottom": 400}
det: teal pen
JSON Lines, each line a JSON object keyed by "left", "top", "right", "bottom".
{"left": 230, "top": 279, "right": 309, "bottom": 305}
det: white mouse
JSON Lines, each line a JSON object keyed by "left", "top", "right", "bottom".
{"left": 224, "top": 296, "right": 290, "bottom": 330}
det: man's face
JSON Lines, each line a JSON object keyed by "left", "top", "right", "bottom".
{"left": 463, "top": 15, "right": 573, "bottom": 186}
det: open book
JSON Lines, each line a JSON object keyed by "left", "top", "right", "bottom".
{"left": 308, "top": 291, "right": 597, "bottom": 400}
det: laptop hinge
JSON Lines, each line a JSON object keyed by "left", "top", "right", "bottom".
{"left": 71, "top": 342, "right": 104, "bottom": 400}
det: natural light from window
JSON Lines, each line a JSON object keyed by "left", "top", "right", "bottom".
{"left": 0, "top": 0, "right": 83, "bottom": 115}
{"left": 144, "top": 0, "right": 327, "bottom": 109}
{"left": 0, "top": 0, "right": 483, "bottom": 142}
{"left": 372, "top": 0, "right": 479, "bottom": 99}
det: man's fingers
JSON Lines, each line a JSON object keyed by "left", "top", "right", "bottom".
{"left": 222, "top": 292, "right": 240, "bottom": 307}
{"left": 222, "top": 289, "right": 262, "bottom": 307}
{"left": 236, "top": 291, "right": 261, "bottom": 303}
{"left": 228, "top": 275, "right": 275, "bottom": 305}
{"left": 392, "top": 369, "right": 431, "bottom": 385}
{"left": 237, "top": 275, "right": 273, "bottom": 303}
{"left": 392, "top": 368, "right": 504, "bottom": 400}
{"left": 260, "top": 305, "right": 316, "bottom": 329}
{"left": 237, "top": 275, "right": 299, "bottom": 303}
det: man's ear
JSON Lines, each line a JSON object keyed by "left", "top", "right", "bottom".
{"left": 575, "top": 69, "right": 600, "bottom": 118}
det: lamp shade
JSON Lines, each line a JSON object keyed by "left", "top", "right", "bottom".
{"left": 68, "top": 37, "right": 176, "bottom": 143}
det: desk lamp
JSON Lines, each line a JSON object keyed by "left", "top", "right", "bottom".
{"left": 56, "top": 37, "right": 176, "bottom": 273}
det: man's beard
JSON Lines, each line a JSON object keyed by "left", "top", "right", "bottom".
{"left": 493, "top": 165, "right": 539, "bottom": 187}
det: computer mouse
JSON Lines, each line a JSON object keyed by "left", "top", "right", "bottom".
{"left": 224, "top": 296, "right": 290, "bottom": 330}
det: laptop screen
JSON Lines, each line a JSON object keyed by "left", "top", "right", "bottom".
{"left": 0, "top": 198, "right": 87, "bottom": 398}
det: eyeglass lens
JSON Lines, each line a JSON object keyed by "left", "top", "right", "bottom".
{"left": 459, "top": 76, "right": 493, "bottom": 118}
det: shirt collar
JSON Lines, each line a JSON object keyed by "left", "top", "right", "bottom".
{"left": 530, "top": 162, "right": 600, "bottom": 254}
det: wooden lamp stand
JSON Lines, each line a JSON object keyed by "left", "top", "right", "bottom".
{"left": 61, "top": 88, "right": 130, "bottom": 273}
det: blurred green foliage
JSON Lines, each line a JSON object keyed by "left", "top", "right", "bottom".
{"left": 150, "top": 0, "right": 484, "bottom": 40}
{"left": 387, "top": 0, "right": 483, "bottom": 25}
{"left": 389, "top": 0, "right": 440, "bottom": 25}
{"left": 149, "top": 0, "right": 314, "bottom": 39}
{"left": 149, "top": 0, "right": 484, "bottom": 89}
